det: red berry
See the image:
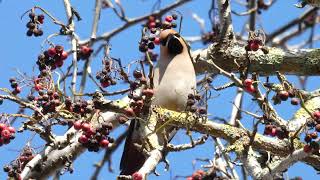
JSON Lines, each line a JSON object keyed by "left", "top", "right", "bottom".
{"left": 125, "top": 107, "right": 135, "bottom": 117}
{"left": 80, "top": 46, "right": 93, "bottom": 55}
{"left": 148, "top": 22, "right": 156, "bottom": 29}
{"left": 7, "top": 127, "right": 15, "bottom": 133}
{"left": 304, "top": 134, "right": 312, "bottom": 143}
{"left": 101, "top": 81, "right": 110, "bottom": 88}
{"left": 34, "top": 84, "right": 42, "bottom": 91}
{"left": 73, "top": 121, "right": 82, "bottom": 130}
{"left": 38, "top": 14, "right": 45, "bottom": 21}
{"left": 1, "top": 129, "right": 11, "bottom": 140}
{"left": 85, "top": 126, "right": 95, "bottom": 136}
{"left": 154, "top": 37, "right": 160, "bottom": 45}
{"left": 304, "top": 144, "right": 312, "bottom": 153}
{"left": 196, "top": 170, "right": 205, "bottom": 176}
{"left": 55, "top": 60, "right": 64, "bottom": 67}
{"left": 132, "top": 172, "right": 143, "bottom": 180}
{"left": 19, "top": 155, "right": 29, "bottom": 162}
{"left": 133, "top": 70, "right": 143, "bottom": 79}
{"left": 0, "top": 123, "right": 7, "bottom": 131}
{"left": 264, "top": 125, "right": 273, "bottom": 135}
{"left": 165, "top": 15, "right": 173, "bottom": 22}
{"left": 47, "top": 48, "right": 57, "bottom": 57}
{"left": 243, "top": 79, "right": 253, "bottom": 87}
{"left": 313, "top": 111, "right": 320, "bottom": 119}
{"left": 186, "top": 177, "right": 193, "bottom": 180}
{"left": 198, "top": 107, "right": 207, "bottom": 114}
{"left": 14, "top": 87, "right": 22, "bottom": 94}
{"left": 192, "top": 172, "right": 202, "bottom": 180}
{"left": 246, "top": 85, "right": 255, "bottom": 93}
{"left": 78, "top": 135, "right": 88, "bottom": 144}
{"left": 278, "top": 91, "right": 289, "bottom": 101}
{"left": 250, "top": 42, "right": 260, "bottom": 51}
{"left": 81, "top": 122, "right": 91, "bottom": 132}
{"left": 60, "top": 51, "right": 68, "bottom": 60}
{"left": 99, "top": 139, "right": 109, "bottom": 147}
{"left": 133, "top": 107, "right": 141, "bottom": 115}
{"left": 291, "top": 98, "right": 299, "bottom": 105}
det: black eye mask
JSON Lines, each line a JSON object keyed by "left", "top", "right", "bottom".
{"left": 167, "top": 33, "right": 183, "bottom": 55}
{"left": 160, "top": 33, "right": 181, "bottom": 46}
{"left": 160, "top": 36, "right": 168, "bottom": 46}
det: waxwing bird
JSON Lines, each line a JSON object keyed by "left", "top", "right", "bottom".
{"left": 120, "top": 29, "right": 196, "bottom": 175}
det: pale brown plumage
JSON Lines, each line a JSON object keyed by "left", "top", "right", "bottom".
{"left": 120, "top": 29, "right": 196, "bottom": 175}
{"left": 153, "top": 29, "right": 196, "bottom": 111}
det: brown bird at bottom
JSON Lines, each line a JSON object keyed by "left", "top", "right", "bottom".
{"left": 120, "top": 29, "right": 196, "bottom": 175}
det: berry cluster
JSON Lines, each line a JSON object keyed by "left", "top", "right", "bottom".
{"left": 139, "top": 35, "right": 157, "bottom": 53}
{"left": 263, "top": 124, "right": 288, "bottom": 139}
{"left": 123, "top": 69, "right": 152, "bottom": 117}
{"left": 3, "top": 147, "right": 34, "bottom": 179}
{"left": 65, "top": 98, "right": 92, "bottom": 117}
{"left": 146, "top": 14, "right": 178, "bottom": 31}
{"left": 28, "top": 90, "right": 61, "bottom": 115}
{"left": 245, "top": 30, "right": 268, "bottom": 54}
{"left": 0, "top": 123, "right": 16, "bottom": 146}
{"left": 96, "top": 60, "right": 117, "bottom": 88}
{"left": 36, "top": 45, "right": 68, "bottom": 71}
{"left": 77, "top": 45, "right": 93, "bottom": 60}
{"left": 303, "top": 110, "right": 320, "bottom": 153}
{"left": 26, "top": 12, "right": 44, "bottom": 37}
{"left": 9, "top": 78, "right": 22, "bottom": 95}
{"left": 74, "top": 121, "right": 114, "bottom": 152}
{"left": 186, "top": 93, "right": 207, "bottom": 115}
{"left": 243, "top": 78, "right": 255, "bottom": 93}
{"left": 162, "top": 14, "right": 178, "bottom": 29}
{"left": 272, "top": 89, "right": 300, "bottom": 106}
{"left": 33, "top": 78, "right": 45, "bottom": 91}
{"left": 139, "top": 14, "right": 178, "bottom": 53}
{"left": 124, "top": 89, "right": 152, "bottom": 117}
{"left": 146, "top": 16, "right": 161, "bottom": 31}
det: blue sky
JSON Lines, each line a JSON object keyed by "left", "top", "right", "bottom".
{"left": 0, "top": 0, "right": 319, "bottom": 179}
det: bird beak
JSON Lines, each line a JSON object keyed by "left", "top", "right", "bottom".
{"left": 166, "top": 33, "right": 183, "bottom": 55}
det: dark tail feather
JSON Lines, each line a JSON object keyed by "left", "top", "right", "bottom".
{"left": 120, "top": 120, "right": 146, "bottom": 175}
{"left": 120, "top": 120, "right": 178, "bottom": 175}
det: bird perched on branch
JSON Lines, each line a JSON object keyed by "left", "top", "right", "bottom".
{"left": 120, "top": 29, "right": 196, "bottom": 176}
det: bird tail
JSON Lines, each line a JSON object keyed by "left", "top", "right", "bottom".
{"left": 120, "top": 119, "right": 146, "bottom": 175}
{"left": 120, "top": 120, "right": 178, "bottom": 175}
